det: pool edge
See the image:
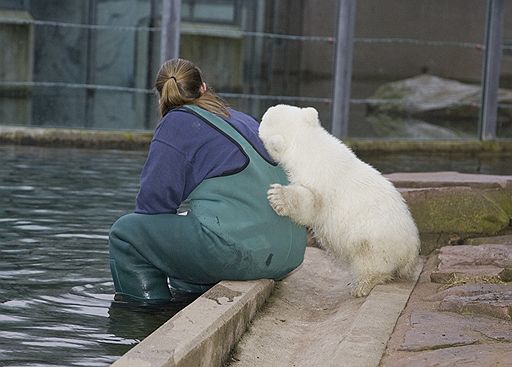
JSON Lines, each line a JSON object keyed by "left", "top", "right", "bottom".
{"left": 110, "top": 279, "right": 274, "bottom": 367}
{"left": 2, "top": 125, "right": 512, "bottom": 152}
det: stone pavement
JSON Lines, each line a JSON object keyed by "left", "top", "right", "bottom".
{"left": 110, "top": 172, "right": 511, "bottom": 367}
{"left": 380, "top": 234, "right": 512, "bottom": 367}
{"left": 226, "top": 247, "right": 421, "bottom": 367}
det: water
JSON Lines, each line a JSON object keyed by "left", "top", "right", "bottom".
{"left": 0, "top": 145, "right": 185, "bottom": 367}
{"left": 0, "top": 144, "right": 511, "bottom": 367}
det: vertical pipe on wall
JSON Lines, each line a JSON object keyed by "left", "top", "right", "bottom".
{"left": 479, "top": 0, "right": 505, "bottom": 141}
{"left": 85, "top": 0, "right": 97, "bottom": 128}
{"left": 144, "top": 0, "right": 159, "bottom": 129}
{"left": 331, "top": 0, "right": 356, "bottom": 139}
{"left": 160, "top": 0, "right": 181, "bottom": 63}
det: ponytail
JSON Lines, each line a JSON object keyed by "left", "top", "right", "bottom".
{"left": 155, "top": 58, "right": 230, "bottom": 119}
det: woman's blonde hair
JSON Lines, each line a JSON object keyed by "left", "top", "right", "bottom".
{"left": 155, "top": 58, "right": 229, "bottom": 118}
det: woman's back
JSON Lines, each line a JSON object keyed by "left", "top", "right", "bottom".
{"left": 135, "top": 107, "right": 273, "bottom": 214}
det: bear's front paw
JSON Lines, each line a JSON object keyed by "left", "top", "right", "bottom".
{"left": 267, "top": 183, "right": 289, "bottom": 216}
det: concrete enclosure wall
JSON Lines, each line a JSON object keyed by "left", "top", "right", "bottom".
{"left": 0, "top": 0, "right": 510, "bottom": 134}
{"left": 0, "top": 10, "right": 33, "bottom": 125}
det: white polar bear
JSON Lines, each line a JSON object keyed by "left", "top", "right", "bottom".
{"left": 259, "top": 104, "right": 420, "bottom": 297}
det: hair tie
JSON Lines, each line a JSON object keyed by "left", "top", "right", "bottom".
{"left": 170, "top": 76, "right": 177, "bottom": 82}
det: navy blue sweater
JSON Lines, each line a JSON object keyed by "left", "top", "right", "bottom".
{"left": 135, "top": 107, "right": 273, "bottom": 214}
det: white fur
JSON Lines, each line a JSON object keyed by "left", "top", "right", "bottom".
{"left": 260, "top": 104, "right": 420, "bottom": 297}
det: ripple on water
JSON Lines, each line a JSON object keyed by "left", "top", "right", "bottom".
{"left": 0, "top": 185, "right": 35, "bottom": 190}
{"left": 18, "top": 238, "right": 40, "bottom": 243}
{"left": 0, "top": 146, "right": 187, "bottom": 367}
{"left": 0, "top": 218, "right": 20, "bottom": 222}
{"left": 54, "top": 233, "right": 109, "bottom": 240}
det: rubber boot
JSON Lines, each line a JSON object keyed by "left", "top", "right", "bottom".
{"left": 109, "top": 217, "right": 172, "bottom": 304}
{"left": 109, "top": 258, "right": 172, "bottom": 304}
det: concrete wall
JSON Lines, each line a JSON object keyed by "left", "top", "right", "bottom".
{"left": 0, "top": 0, "right": 510, "bottom": 131}
{"left": 0, "top": 10, "right": 33, "bottom": 125}
{"left": 354, "top": 0, "right": 486, "bottom": 84}
{"left": 297, "top": 0, "right": 512, "bottom": 99}
{"left": 0, "top": 0, "right": 250, "bottom": 129}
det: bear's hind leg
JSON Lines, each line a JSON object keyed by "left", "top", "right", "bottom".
{"left": 351, "top": 272, "right": 393, "bottom": 297}
{"left": 349, "top": 241, "right": 394, "bottom": 297}
{"left": 267, "top": 183, "right": 319, "bottom": 227}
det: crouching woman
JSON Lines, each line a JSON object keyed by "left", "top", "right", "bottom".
{"left": 108, "top": 58, "right": 307, "bottom": 303}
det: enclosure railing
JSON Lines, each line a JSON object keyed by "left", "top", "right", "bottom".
{"left": 0, "top": 0, "right": 510, "bottom": 140}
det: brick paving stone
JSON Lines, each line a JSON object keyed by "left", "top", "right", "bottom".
{"left": 384, "top": 344, "right": 512, "bottom": 367}
{"left": 439, "top": 290, "right": 512, "bottom": 320}
{"left": 437, "top": 245, "right": 512, "bottom": 268}
{"left": 431, "top": 244, "right": 512, "bottom": 283}
{"left": 399, "top": 311, "right": 512, "bottom": 352}
{"left": 429, "top": 283, "right": 512, "bottom": 301}
{"left": 430, "top": 265, "right": 507, "bottom": 283}
{"left": 474, "top": 321, "right": 512, "bottom": 342}
{"left": 382, "top": 230, "right": 512, "bottom": 367}
{"left": 399, "top": 311, "right": 478, "bottom": 352}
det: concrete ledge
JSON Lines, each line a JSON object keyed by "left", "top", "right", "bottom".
{"left": 0, "top": 126, "right": 152, "bottom": 150}
{"left": 387, "top": 171, "right": 512, "bottom": 189}
{"left": 347, "top": 139, "right": 512, "bottom": 154}
{"left": 332, "top": 259, "right": 424, "bottom": 367}
{"left": 227, "top": 248, "right": 423, "bottom": 366}
{"left": 2, "top": 126, "right": 512, "bottom": 153}
{"left": 111, "top": 279, "right": 274, "bottom": 367}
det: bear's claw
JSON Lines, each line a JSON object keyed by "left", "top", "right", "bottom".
{"left": 267, "top": 183, "right": 289, "bottom": 216}
{"left": 351, "top": 283, "right": 372, "bottom": 298}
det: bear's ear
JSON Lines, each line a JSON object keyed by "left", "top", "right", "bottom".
{"left": 302, "top": 107, "right": 320, "bottom": 126}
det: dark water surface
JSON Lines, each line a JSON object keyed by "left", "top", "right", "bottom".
{"left": 0, "top": 145, "right": 184, "bottom": 367}
{"left": 0, "top": 144, "right": 511, "bottom": 367}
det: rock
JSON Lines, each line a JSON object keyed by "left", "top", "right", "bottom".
{"left": 399, "top": 187, "right": 511, "bottom": 254}
{"left": 430, "top": 265, "right": 508, "bottom": 284}
{"left": 464, "top": 234, "right": 512, "bottom": 246}
{"left": 439, "top": 291, "right": 512, "bottom": 320}
{"left": 399, "top": 312, "right": 478, "bottom": 352}
{"left": 474, "top": 320, "right": 512, "bottom": 342}
{"left": 386, "top": 344, "right": 512, "bottom": 367}
{"left": 382, "top": 247, "right": 512, "bottom": 367}
{"left": 437, "top": 244, "right": 512, "bottom": 268}
{"left": 431, "top": 244, "right": 512, "bottom": 283}
{"left": 366, "top": 75, "right": 512, "bottom": 125}
{"left": 364, "top": 114, "right": 470, "bottom": 139}
{"left": 386, "top": 173, "right": 512, "bottom": 254}
{"left": 430, "top": 283, "right": 512, "bottom": 301}
{"left": 399, "top": 311, "right": 512, "bottom": 353}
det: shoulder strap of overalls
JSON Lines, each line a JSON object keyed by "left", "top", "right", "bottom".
{"left": 182, "top": 104, "right": 261, "bottom": 161}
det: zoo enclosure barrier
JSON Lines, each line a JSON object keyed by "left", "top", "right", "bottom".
{"left": 0, "top": 0, "right": 510, "bottom": 140}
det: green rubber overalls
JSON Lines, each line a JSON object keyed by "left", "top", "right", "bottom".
{"left": 108, "top": 105, "right": 307, "bottom": 302}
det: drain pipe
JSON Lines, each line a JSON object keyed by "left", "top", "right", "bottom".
{"left": 331, "top": 0, "right": 356, "bottom": 138}
{"left": 479, "top": 0, "right": 504, "bottom": 141}
{"left": 160, "top": 0, "right": 181, "bottom": 63}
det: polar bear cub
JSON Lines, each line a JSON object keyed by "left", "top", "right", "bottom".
{"left": 259, "top": 104, "right": 420, "bottom": 297}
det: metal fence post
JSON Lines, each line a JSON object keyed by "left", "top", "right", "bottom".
{"left": 479, "top": 0, "right": 505, "bottom": 141}
{"left": 331, "top": 0, "right": 356, "bottom": 139}
{"left": 160, "top": 0, "right": 181, "bottom": 63}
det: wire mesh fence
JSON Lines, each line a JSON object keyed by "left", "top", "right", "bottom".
{"left": 0, "top": 0, "right": 510, "bottom": 139}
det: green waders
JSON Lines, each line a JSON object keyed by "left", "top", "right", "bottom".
{"left": 108, "top": 105, "right": 307, "bottom": 302}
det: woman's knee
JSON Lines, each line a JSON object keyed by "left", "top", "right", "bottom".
{"left": 110, "top": 213, "right": 141, "bottom": 238}
{"left": 108, "top": 213, "right": 148, "bottom": 255}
